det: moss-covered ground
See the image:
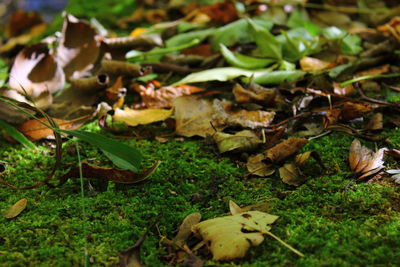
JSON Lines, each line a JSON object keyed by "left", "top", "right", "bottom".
{"left": 1, "top": 123, "right": 400, "bottom": 266}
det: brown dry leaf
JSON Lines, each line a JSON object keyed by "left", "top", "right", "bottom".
{"left": 182, "top": 44, "right": 215, "bottom": 57}
{"left": 246, "top": 154, "right": 275, "bottom": 177}
{"left": 5, "top": 10, "right": 43, "bottom": 37}
{"left": 119, "top": 227, "right": 151, "bottom": 267}
{"left": 60, "top": 161, "right": 160, "bottom": 185}
{"left": 279, "top": 163, "right": 305, "bottom": 187}
{"left": 213, "top": 130, "right": 262, "bottom": 153}
{"left": 8, "top": 43, "right": 65, "bottom": 109}
{"left": 56, "top": 14, "right": 101, "bottom": 79}
{"left": 174, "top": 96, "right": 221, "bottom": 138}
{"left": 0, "top": 23, "right": 47, "bottom": 54}
{"left": 192, "top": 211, "right": 279, "bottom": 260}
{"left": 339, "top": 102, "right": 373, "bottom": 122}
{"left": 365, "top": 113, "right": 383, "bottom": 131}
{"left": 349, "top": 139, "right": 386, "bottom": 181}
{"left": 199, "top": 1, "right": 238, "bottom": 23}
{"left": 333, "top": 82, "right": 354, "bottom": 96}
{"left": 113, "top": 107, "right": 173, "bottom": 127}
{"left": 134, "top": 83, "right": 204, "bottom": 109}
{"left": 378, "top": 16, "right": 400, "bottom": 42}
{"left": 4, "top": 198, "right": 27, "bottom": 219}
{"left": 17, "top": 116, "right": 87, "bottom": 141}
{"left": 265, "top": 138, "right": 308, "bottom": 163}
{"left": 175, "top": 212, "right": 202, "bottom": 247}
{"left": 355, "top": 64, "right": 390, "bottom": 78}
{"left": 212, "top": 100, "right": 275, "bottom": 129}
{"left": 233, "top": 83, "right": 278, "bottom": 104}
{"left": 299, "top": 57, "right": 334, "bottom": 71}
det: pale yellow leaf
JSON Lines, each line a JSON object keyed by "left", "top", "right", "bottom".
{"left": 113, "top": 107, "right": 173, "bottom": 127}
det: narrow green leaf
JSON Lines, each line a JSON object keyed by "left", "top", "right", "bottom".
{"left": 171, "top": 66, "right": 276, "bottom": 86}
{"left": 63, "top": 130, "right": 142, "bottom": 172}
{"left": 248, "top": 19, "right": 282, "bottom": 60}
{"left": 219, "top": 44, "right": 275, "bottom": 69}
{"left": 0, "top": 120, "right": 36, "bottom": 149}
{"left": 166, "top": 28, "right": 215, "bottom": 48}
{"left": 245, "top": 70, "right": 306, "bottom": 85}
{"left": 340, "top": 73, "right": 400, "bottom": 87}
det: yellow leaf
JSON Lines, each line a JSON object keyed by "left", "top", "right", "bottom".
{"left": 113, "top": 107, "right": 173, "bottom": 127}
{"left": 4, "top": 198, "right": 27, "bottom": 219}
{"left": 192, "top": 211, "right": 279, "bottom": 260}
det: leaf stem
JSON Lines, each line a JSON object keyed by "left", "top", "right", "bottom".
{"left": 265, "top": 231, "right": 304, "bottom": 257}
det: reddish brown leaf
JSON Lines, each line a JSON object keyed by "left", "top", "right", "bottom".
{"left": 5, "top": 10, "right": 43, "bottom": 38}
{"left": 200, "top": 1, "right": 238, "bottom": 23}
{"left": 339, "top": 102, "right": 373, "bottom": 122}
{"left": 265, "top": 138, "right": 308, "bottom": 164}
{"left": 17, "top": 116, "right": 88, "bottom": 141}
{"left": 60, "top": 161, "right": 160, "bottom": 185}
{"left": 4, "top": 198, "right": 27, "bottom": 219}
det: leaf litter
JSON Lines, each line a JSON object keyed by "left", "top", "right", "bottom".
{"left": 1, "top": 0, "right": 400, "bottom": 265}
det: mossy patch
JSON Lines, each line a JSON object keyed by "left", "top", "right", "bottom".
{"left": 1, "top": 126, "right": 400, "bottom": 266}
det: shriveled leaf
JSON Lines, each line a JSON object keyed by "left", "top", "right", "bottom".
{"left": 4, "top": 198, "right": 27, "bottom": 219}
{"left": 192, "top": 211, "right": 279, "bottom": 260}
{"left": 174, "top": 96, "right": 222, "bottom": 138}
{"left": 233, "top": 83, "right": 278, "bottom": 104}
{"left": 0, "top": 120, "right": 36, "bottom": 149}
{"left": 220, "top": 44, "right": 275, "bottom": 69}
{"left": 365, "top": 113, "right": 383, "bottom": 131}
{"left": 17, "top": 117, "right": 87, "bottom": 141}
{"left": 246, "top": 154, "right": 275, "bottom": 177}
{"left": 9, "top": 43, "right": 65, "bottom": 109}
{"left": 175, "top": 212, "right": 202, "bottom": 247}
{"left": 299, "top": 57, "right": 333, "bottom": 71}
{"left": 62, "top": 130, "right": 142, "bottom": 172}
{"left": 200, "top": 1, "right": 238, "bottom": 23}
{"left": 212, "top": 100, "right": 275, "bottom": 129}
{"left": 113, "top": 107, "right": 173, "bottom": 127}
{"left": 134, "top": 83, "right": 204, "bottom": 109}
{"left": 265, "top": 138, "right": 308, "bottom": 163}
{"left": 349, "top": 139, "right": 386, "bottom": 181}
{"left": 61, "top": 161, "right": 160, "bottom": 185}
{"left": 279, "top": 162, "right": 306, "bottom": 187}
{"left": 213, "top": 130, "right": 262, "bottom": 153}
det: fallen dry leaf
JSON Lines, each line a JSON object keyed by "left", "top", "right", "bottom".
{"left": 349, "top": 139, "right": 386, "bottom": 181}
{"left": 134, "top": 83, "right": 204, "bottom": 109}
{"left": 232, "top": 83, "right": 278, "bottom": 105}
{"left": 4, "top": 198, "right": 27, "bottom": 219}
{"left": 246, "top": 154, "right": 275, "bottom": 177}
{"left": 212, "top": 100, "right": 275, "bottom": 129}
{"left": 339, "top": 102, "right": 373, "bottom": 122}
{"left": 229, "top": 200, "right": 245, "bottom": 215}
{"left": 199, "top": 1, "right": 238, "bottom": 23}
{"left": 175, "top": 212, "right": 202, "bottom": 247}
{"left": 364, "top": 113, "right": 383, "bottom": 131}
{"left": 192, "top": 211, "right": 279, "bottom": 260}
{"left": 60, "top": 161, "right": 160, "bottom": 185}
{"left": 113, "top": 107, "right": 173, "bottom": 127}
{"left": 174, "top": 96, "right": 222, "bottom": 138}
{"left": 265, "top": 138, "right": 308, "bottom": 163}
{"left": 5, "top": 9, "right": 43, "bottom": 38}
{"left": 17, "top": 116, "right": 88, "bottom": 141}
{"left": 213, "top": 130, "right": 262, "bottom": 153}
{"left": 279, "top": 162, "right": 305, "bottom": 187}
{"left": 300, "top": 57, "right": 334, "bottom": 71}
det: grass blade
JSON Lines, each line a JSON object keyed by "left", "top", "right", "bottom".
{"left": 0, "top": 120, "right": 36, "bottom": 149}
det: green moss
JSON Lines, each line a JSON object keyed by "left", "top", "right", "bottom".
{"left": 1, "top": 127, "right": 400, "bottom": 266}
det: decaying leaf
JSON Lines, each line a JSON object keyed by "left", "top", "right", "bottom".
{"left": 229, "top": 200, "right": 245, "bottom": 215}
{"left": 113, "top": 107, "right": 173, "bottom": 127}
{"left": 4, "top": 198, "right": 27, "bottom": 219}
{"left": 134, "top": 83, "right": 204, "bottom": 109}
{"left": 213, "top": 130, "right": 262, "bottom": 153}
{"left": 17, "top": 116, "right": 88, "bottom": 141}
{"left": 9, "top": 43, "right": 65, "bottom": 109}
{"left": 174, "top": 96, "right": 222, "bottom": 138}
{"left": 339, "top": 102, "right": 373, "bottom": 122}
{"left": 212, "top": 100, "right": 275, "bottom": 129}
{"left": 232, "top": 83, "right": 278, "bottom": 105}
{"left": 246, "top": 154, "right": 275, "bottom": 177}
{"left": 175, "top": 212, "right": 202, "bottom": 247}
{"left": 349, "top": 139, "right": 386, "bottom": 181}
{"left": 299, "top": 57, "right": 334, "bottom": 71}
{"left": 265, "top": 138, "right": 308, "bottom": 163}
{"left": 60, "top": 161, "right": 160, "bottom": 185}
{"left": 365, "top": 113, "right": 383, "bottom": 131}
{"left": 279, "top": 162, "right": 305, "bottom": 187}
{"left": 192, "top": 211, "right": 279, "bottom": 260}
